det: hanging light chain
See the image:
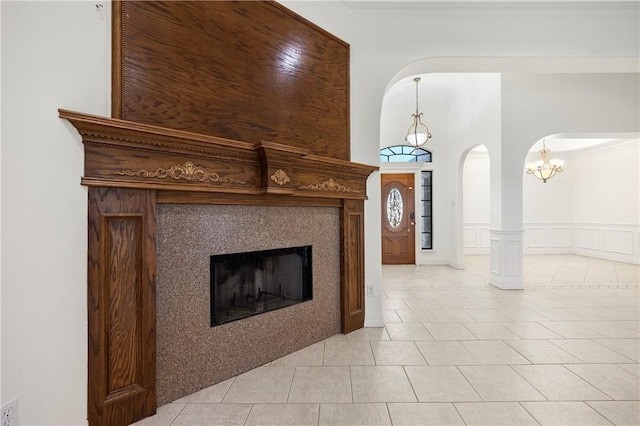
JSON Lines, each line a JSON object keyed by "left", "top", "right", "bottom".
{"left": 404, "top": 77, "right": 432, "bottom": 147}
{"left": 414, "top": 77, "right": 420, "bottom": 115}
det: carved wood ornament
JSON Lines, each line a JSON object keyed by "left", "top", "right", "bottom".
{"left": 63, "top": 1, "right": 377, "bottom": 425}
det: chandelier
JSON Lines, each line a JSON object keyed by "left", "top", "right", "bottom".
{"left": 525, "top": 140, "right": 564, "bottom": 183}
{"left": 405, "top": 77, "right": 432, "bottom": 147}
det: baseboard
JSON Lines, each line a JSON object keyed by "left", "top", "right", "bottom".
{"left": 446, "top": 260, "right": 463, "bottom": 270}
{"left": 364, "top": 318, "right": 385, "bottom": 328}
{"left": 490, "top": 274, "right": 524, "bottom": 290}
{"left": 574, "top": 248, "right": 640, "bottom": 265}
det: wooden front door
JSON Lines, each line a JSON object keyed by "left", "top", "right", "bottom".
{"left": 381, "top": 174, "right": 416, "bottom": 264}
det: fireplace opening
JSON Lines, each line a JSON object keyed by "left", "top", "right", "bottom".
{"left": 210, "top": 246, "right": 313, "bottom": 326}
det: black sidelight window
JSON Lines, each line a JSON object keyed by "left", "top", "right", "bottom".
{"left": 421, "top": 171, "right": 433, "bottom": 249}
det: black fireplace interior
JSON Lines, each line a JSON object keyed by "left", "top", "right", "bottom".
{"left": 210, "top": 246, "right": 313, "bottom": 326}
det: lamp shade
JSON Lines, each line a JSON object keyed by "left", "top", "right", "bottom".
{"left": 404, "top": 78, "right": 432, "bottom": 147}
{"left": 406, "top": 132, "right": 429, "bottom": 146}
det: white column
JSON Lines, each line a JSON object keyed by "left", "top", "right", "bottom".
{"left": 489, "top": 229, "right": 524, "bottom": 289}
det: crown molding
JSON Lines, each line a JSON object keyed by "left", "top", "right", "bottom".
{"left": 524, "top": 138, "right": 639, "bottom": 160}
{"left": 339, "top": 1, "right": 639, "bottom": 17}
{"left": 560, "top": 138, "right": 639, "bottom": 157}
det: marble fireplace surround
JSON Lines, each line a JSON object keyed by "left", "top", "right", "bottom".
{"left": 59, "top": 109, "right": 377, "bottom": 425}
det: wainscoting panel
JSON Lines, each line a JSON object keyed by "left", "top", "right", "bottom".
{"left": 465, "top": 222, "right": 639, "bottom": 264}
{"left": 480, "top": 228, "right": 491, "bottom": 249}
{"left": 575, "top": 227, "right": 601, "bottom": 251}
{"left": 463, "top": 228, "right": 478, "bottom": 248}
{"left": 490, "top": 238, "right": 500, "bottom": 275}
{"left": 464, "top": 224, "right": 491, "bottom": 254}
{"left": 505, "top": 240, "right": 522, "bottom": 276}
{"left": 526, "top": 227, "right": 549, "bottom": 248}
{"left": 574, "top": 224, "right": 639, "bottom": 264}
{"left": 549, "top": 227, "right": 573, "bottom": 248}
{"left": 603, "top": 228, "right": 634, "bottom": 255}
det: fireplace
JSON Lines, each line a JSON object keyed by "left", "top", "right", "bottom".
{"left": 60, "top": 109, "right": 376, "bottom": 425}
{"left": 156, "top": 204, "right": 341, "bottom": 405}
{"left": 210, "top": 246, "right": 313, "bottom": 325}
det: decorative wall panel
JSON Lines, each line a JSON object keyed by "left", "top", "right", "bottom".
{"left": 341, "top": 199, "right": 365, "bottom": 333}
{"left": 113, "top": 0, "right": 350, "bottom": 160}
{"left": 463, "top": 228, "right": 478, "bottom": 248}
{"left": 603, "top": 229, "right": 634, "bottom": 255}
{"left": 526, "top": 228, "right": 550, "bottom": 248}
{"left": 575, "top": 227, "right": 601, "bottom": 251}
{"left": 88, "top": 188, "right": 156, "bottom": 426}
{"left": 465, "top": 222, "right": 638, "bottom": 264}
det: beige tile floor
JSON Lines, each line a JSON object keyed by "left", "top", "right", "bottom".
{"left": 135, "top": 255, "right": 640, "bottom": 425}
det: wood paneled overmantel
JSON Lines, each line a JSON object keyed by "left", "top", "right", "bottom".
{"left": 59, "top": 109, "right": 376, "bottom": 426}
{"left": 59, "top": 109, "right": 375, "bottom": 199}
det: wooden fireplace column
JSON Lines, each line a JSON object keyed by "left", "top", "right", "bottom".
{"left": 60, "top": 109, "right": 376, "bottom": 426}
{"left": 87, "top": 187, "right": 157, "bottom": 425}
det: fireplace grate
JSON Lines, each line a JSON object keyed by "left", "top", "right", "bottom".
{"left": 210, "top": 246, "right": 312, "bottom": 326}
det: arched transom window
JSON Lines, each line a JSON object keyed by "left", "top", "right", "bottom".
{"left": 380, "top": 145, "right": 432, "bottom": 163}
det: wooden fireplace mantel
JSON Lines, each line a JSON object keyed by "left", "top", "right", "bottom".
{"left": 59, "top": 109, "right": 377, "bottom": 426}
{"left": 59, "top": 109, "right": 375, "bottom": 200}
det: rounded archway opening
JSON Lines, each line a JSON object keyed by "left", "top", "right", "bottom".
{"left": 460, "top": 144, "right": 491, "bottom": 273}
{"left": 522, "top": 134, "right": 639, "bottom": 266}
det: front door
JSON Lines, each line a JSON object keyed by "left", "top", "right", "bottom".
{"left": 381, "top": 173, "right": 416, "bottom": 264}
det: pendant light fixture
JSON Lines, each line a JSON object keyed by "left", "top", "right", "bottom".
{"left": 525, "top": 139, "right": 565, "bottom": 183}
{"left": 405, "top": 77, "right": 432, "bottom": 147}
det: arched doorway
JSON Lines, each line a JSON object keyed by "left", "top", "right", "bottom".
{"left": 460, "top": 144, "right": 491, "bottom": 275}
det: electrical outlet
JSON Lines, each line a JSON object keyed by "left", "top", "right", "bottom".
{"left": 2, "top": 398, "right": 18, "bottom": 426}
{"left": 366, "top": 285, "right": 374, "bottom": 297}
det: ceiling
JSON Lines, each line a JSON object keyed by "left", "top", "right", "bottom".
{"left": 341, "top": 0, "right": 637, "bottom": 7}
{"left": 384, "top": 73, "right": 639, "bottom": 153}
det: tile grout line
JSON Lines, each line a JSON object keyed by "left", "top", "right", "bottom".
{"left": 561, "top": 363, "right": 627, "bottom": 402}
{"left": 515, "top": 400, "right": 544, "bottom": 425}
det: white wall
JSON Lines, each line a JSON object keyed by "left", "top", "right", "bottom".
{"left": 522, "top": 155, "right": 573, "bottom": 224}
{"left": 572, "top": 142, "right": 639, "bottom": 225}
{"left": 572, "top": 141, "right": 640, "bottom": 262}
{"left": 500, "top": 73, "right": 639, "bottom": 234}
{"left": 0, "top": 0, "right": 3, "bottom": 408}
{"left": 1, "top": 1, "right": 110, "bottom": 424}
{"left": 462, "top": 140, "right": 640, "bottom": 263}
{"left": 462, "top": 151, "right": 492, "bottom": 253}
{"left": 522, "top": 148, "right": 575, "bottom": 254}
{"left": 463, "top": 152, "right": 491, "bottom": 224}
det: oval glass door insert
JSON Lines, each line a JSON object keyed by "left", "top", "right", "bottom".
{"left": 387, "top": 187, "right": 403, "bottom": 228}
